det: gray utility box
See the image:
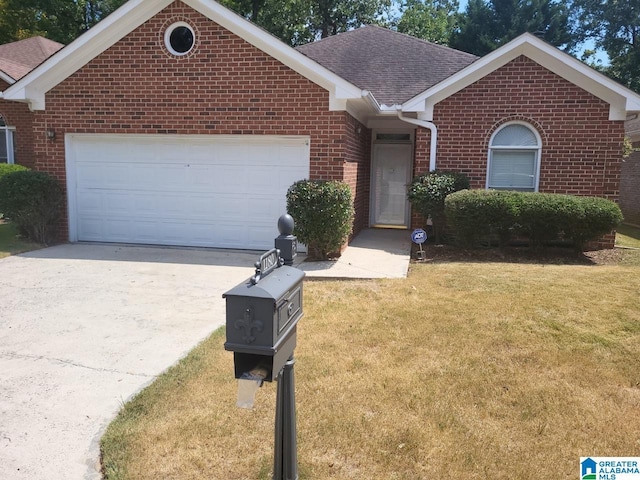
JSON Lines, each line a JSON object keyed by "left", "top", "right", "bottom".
{"left": 223, "top": 249, "right": 305, "bottom": 382}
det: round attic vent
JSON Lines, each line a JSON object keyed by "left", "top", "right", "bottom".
{"left": 165, "top": 22, "right": 195, "bottom": 56}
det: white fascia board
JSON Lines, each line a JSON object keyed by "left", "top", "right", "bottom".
{"left": 2, "top": 0, "right": 173, "bottom": 109}
{"left": 402, "top": 32, "right": 640, "bottom": 121}
{"left": 185, "top": 0, "right": 362, "bottom": 102}
{"left": 0, "top": 69, "right": 14, "bottom": 85}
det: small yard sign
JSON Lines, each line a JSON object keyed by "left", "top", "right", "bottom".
{"left": 412, "top": 228, "right": 427, "bottom": 260}
{"left": 411, "top": 228, "right": 427, "bottom": 244}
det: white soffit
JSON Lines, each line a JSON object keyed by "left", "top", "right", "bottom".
{"left": 3, "top": 0, "right": 362, "bottom": 110}
{"left": 403, "top": 33, "right": 640, "bottom": 121}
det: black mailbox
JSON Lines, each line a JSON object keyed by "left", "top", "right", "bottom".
{"left": 224, "top": 248, "right": 305, "bottom": 382}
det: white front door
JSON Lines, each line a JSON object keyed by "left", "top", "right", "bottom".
{"left": 370, "top": 143, "right": 413, "bottom": 228}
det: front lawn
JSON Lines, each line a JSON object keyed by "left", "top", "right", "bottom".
{"left": 0, "top": 220, "right": 43, "bottom": 258}
{"left": 616, "top": 223, "right": 640, "bottom": 249}
{"left": 101, "top": 257, "right": 640, "bottom": 479}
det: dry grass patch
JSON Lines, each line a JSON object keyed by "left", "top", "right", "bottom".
{"left": 101, "top": 262, "right": 640, "bottom": 479}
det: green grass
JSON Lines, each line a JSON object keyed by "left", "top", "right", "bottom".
{"left": 616, "top": 224, "right": 640, "bottom": 248}
{"left": 101, "top": 260, "right": 640, "bottom": 480}
{"left": 0, "top": 220, "right": 43, "bottom": 258}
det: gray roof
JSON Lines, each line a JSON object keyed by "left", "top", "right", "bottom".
{"left": 296, "top": 25, "right": 478, "bottom": 106}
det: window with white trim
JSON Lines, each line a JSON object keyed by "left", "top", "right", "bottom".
{"left": 487, "top": 122, "right": 541, "bottom": 192}
{"left": 0, "top": 115, "right": 16, "bottom": 164}
{"left": 164, "top": 22, "right": 195, "bottom": 56}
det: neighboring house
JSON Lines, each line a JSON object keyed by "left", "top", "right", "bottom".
{"left": 622, "top": 116, "right": 640, "bottom": 226}
{"left": 2, "top": 0, "right": 640, "bottom": 250}
{"left": 0, "top": 36, "right": 64, "bottom": 166}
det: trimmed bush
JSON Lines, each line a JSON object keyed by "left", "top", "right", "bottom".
{"left": 445, "top": 190, "right": 521, "bottom": 247}
{"left": 286, "top": 179, "right": 354, "bottom": 260}
{"left": 0, "top": 163, "right": 28, "bottom": 180}
{"left": 0, "top": 170, "right": 64, "bottom": 244}
{"left": 445, "top": 190, "right": 623, "bottom": 250}
{"left": 516, "top": 193, "right": 581, "bottom": 248}
{"left": 568, "top": 196, "right": 624, "bottom": 250}
{"left": 407, "top": 170, "right": 470, "bottom": 243}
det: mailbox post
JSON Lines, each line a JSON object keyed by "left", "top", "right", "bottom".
{"left": 275, "top": 214, "right": 297, "bottom": 266}
{"left": 223, "top": 216, "right": 304, "bottom": 480}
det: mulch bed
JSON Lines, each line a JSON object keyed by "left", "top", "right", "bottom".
{"left": 412, "top": 243, "right": 629, "bottom": 266}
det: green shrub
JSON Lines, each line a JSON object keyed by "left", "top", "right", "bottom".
{"left": 0, "top": 163, "right": 28, "bottom": 180}
{"left": 445, "top": 190, "right": 521, "bottom": 248}
{"left": 516, "top": 193, "right": 578, "bottom": 248}
{"left": 568, "top": 196, "right": 624, "bottom": 251}
{"left": 407, "top": 170, "right": 470, "bottom": 243}
{"left": 0, "top": 170, "right": 64, "bottom": 244}
{"left": 286, "top": 179, "right": 354, "bottom": 260}
{"left": 444, "top": 190, "right": 622, "bottom": 251}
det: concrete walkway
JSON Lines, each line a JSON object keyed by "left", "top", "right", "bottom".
{"left": 296, "top": 228, "right": 412, "bottom": 279}
{"left": 0, "top": 229, "right": 410, "bottom": 480}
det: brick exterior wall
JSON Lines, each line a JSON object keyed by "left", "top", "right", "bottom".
{"left": 413, "top": 56, "right": 625, "bottom": 248}
{"left": 343, "top": 114, "right": 371, "bottom": 236}
{"left": 27, "top": 1, "right": 370, "bottom": 241}
{"left": 0, "top": 79, "right": 36, "bottom": 168}
{"left": 620, "top": 144, "right": 640, "bottom": 226}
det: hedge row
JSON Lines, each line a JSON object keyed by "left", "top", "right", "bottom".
{"left": 444, "top": 190, "right": 623, "bottom": 250}
{"left": 0, "top": 163, "right": 29, "bottom": 180}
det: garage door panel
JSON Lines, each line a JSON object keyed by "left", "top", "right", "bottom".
{"left": 76, "top": 190, "right": 103, "bottom": 213}
{"left": 216, "top": 224, "right": 249, "bottom": 249}
{"left": 69, "top": 135, "right": 310, "bottom": 250}
{"left": 248, "top": 224, "right": 277, "bottom": 249}
{"left": 77, "top": 217, "right": 104, "bottom": 240}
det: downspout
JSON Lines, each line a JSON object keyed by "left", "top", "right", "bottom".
{"left": 397, "top": 111, "right": 437, "bottom": 171}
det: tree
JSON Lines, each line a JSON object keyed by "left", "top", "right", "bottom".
{"left": 0, "top": 0, "right": 127, "bottom": 45}
{"left": 221, "top": 0, "right": 391, "bottom": 46}
{"left": 310, "top": 0, "right": 392, "bottom": 39}
{"left": 450, "top": 0, "right": 577, "bottom": 56}
{"left": 573, "top": 0, "right": 640, "bottom": 93}
{"left": 396, "top": 0, "right": 459, "bottom": 45}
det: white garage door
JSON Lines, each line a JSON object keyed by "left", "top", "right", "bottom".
{"left": 66, "top": 134, "right": 310, "bottom": 250}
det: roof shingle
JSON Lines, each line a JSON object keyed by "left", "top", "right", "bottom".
{"left": 0, "top": 36, "right": 64, "bottom": 81}
{"left": 296, "top": 25, "right": 478, "bottom": 106}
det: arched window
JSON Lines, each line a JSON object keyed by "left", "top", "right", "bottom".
{"left": 0, "top": 115, "right": 16, "bottom": 164}
{"left": 487, "top": 122, "right": 541, "bottom": 191}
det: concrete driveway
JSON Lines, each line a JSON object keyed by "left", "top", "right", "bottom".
{"left": 0, "top": 244, "right": 257, "bottom": 480}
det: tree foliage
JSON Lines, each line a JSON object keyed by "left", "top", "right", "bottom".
{"left": 396, "top": 0, "right": 459, "bottom": 44}
{"left": 220, "top": 0, "right": 392, "bottom": 45}
{"left": 573, "top": 0, "right": 640, "bottom": 93}
{"left": 450, "top": 0, "right": 577, "bottom": 56}
{"left": 0, "top": 0, "right": 127, "bottom": 44}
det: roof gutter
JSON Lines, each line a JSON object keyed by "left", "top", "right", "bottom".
{"left": 397, "top": 111, "right": 437, "bottom": 171}
{"left": 361, "top": 90, "right": 381, "bottom": 111}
